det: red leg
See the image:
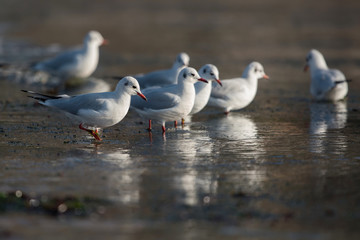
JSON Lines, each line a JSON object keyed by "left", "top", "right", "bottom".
{"left": 162, "top": 125, "right": 166, "bottom": 133}
{"left": 79, "top": 124, "right": 102, "bottom": 141}
{"left": 147, "top": 119, "right": 152, "bottom": 132}
{"left": 181, "top": 118, "right": 185, "bottom": 127}
{"left": 174, "top": 120, "right": 178, "bottom": 128}
{"left": 148, "top": 131, "right": 153, "bottom": 142}
{"left": 91, "top": 129, "right": 102, "bottom": 141}
{"left": 79, "top": 123, "right": 92, "bottom": 134}
{"left": 79, "top": 123, "right": 88, "bottom": 131}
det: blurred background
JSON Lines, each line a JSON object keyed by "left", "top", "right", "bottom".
{"left": 1, "top": 1, "right": 360, "bottom": 239}
{"left": 1, "top": 0, "right": 360, "bottom": 82}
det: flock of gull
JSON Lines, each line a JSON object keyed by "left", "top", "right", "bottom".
{"left": 20, "top": 31, "right": 349, "bottom": 140}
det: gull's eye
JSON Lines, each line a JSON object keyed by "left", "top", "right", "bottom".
{"left": 132, "top": 86, "right": 137, "bottom": 89}
{"left": 203, "top": 69, "right": 206, "bottom": 74}
{"left": 124, "top": 82, "right": 128, "bottom": 86}
{"left": 191, "top": 73, "right": 195, "bottom": 77}
{"left": 183, "top": 73, "right": 186, "bottom": 78}
{"left": 210, "top": 72, "right": 214, "bottom": 76}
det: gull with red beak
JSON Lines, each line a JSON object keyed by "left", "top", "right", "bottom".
{"left": 33, "top": 30, "right": 108, "bottom": 85}
{"left": 22, "top": 77, "right": 146, "bottom": 141}
{"left": 131, "top": 67, "right": 208, "bottom": 133}
{"left": 190, "top": 64, "right": 222, "bottom": 116}
{"left": 208, "top": 61, "right": 269, "bottom": 114}
{"left": 304, "top": 49, "right": 349, "bottom": 101}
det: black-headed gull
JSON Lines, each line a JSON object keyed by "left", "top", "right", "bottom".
{"left": 190, "top": 64, "right": 222, "bottom": 115}
{"left": 304, "top": 49, "right": 349, "bottom": 101}
{"left": 33, "top": 30, "right": 108, "bottom": 84}
{"left": 207, "top": 62, "right": 269, "bottom": 114}
{"left": 131, "top": 67, "right": 208, "bottom": 133}
{"left": 134, "top": 52, "right": 190, "bottom": 89}
{"left": 22, "top": 76, "right": 146, "bottom": 141}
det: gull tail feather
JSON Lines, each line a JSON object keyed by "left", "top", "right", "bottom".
{"left": 335, "top": 79, "right": 352, "bottom": 85}
{"left": 21, "top": 90, "right": 70, "bottom": 102}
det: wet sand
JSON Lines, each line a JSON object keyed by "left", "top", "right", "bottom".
{"left": 1, "top": 0, "right": 360, "bottom": 239}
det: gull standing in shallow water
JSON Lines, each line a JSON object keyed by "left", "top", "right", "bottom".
{"left": 134, "top": 52, "right": 190, "bottom": 89}
{"left": 207, "top": 62, "right": 269, "bottom": 114}
{"left": 33, "top": 30, "right": 108, "bottom": 84}
{"left": 22, "top": 77, "right": 147, "bottom": 141}
{"left": 304, "top": 49, "right": 349, "bottom": 102}
{"left": 131, "top": 67, "right": 208, "bottom": 133}
{"left": 190, "top": 64, "right": 222, "bottom": 116}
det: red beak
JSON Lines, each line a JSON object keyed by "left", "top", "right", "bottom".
{"left": 137, "top": 92, "right": 147, "bottom": 101}
{"left": 304, "top": 64, "right": 309, "bottom": 72}
{"left": 216, "top": 79, "right": 222, "bottom": 87}
{"left": 263, "top": 74, "right": 270, "bottom": 80}
{"left": 102, "top": 39, "right": 109, "bottom": 45}
{"left": 198, "top": 78, "right": 208, "bottom": 83}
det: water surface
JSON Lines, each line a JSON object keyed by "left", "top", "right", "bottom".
{"left": 1, "top": 0, "right": 360, "bottom": 239}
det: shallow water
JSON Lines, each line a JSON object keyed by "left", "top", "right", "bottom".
{"left": 1, "top": 0, "right": 360, "bottom": 239}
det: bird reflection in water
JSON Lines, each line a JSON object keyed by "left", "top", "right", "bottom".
{"left": 209, "top": 114, "right": 264, "bottom": 156}
{"left": 207, "top": 113, "right": 266, "bottom": 193}
{"left": 79, "top": 146, "right": 141, "bottom": 204}
{"left": 161, "top": 114, "right": 267, "bottom": 206}
{"left": 309, "top": 101, "right": 348, "bottom": 154}
{"left": 165, "top": 129, "right": 216, "bottom": 206}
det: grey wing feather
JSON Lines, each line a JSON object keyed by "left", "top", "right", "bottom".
{"left": 211, "top": 79, "right": 245, "bottom": 100}
{"left": 135, "top": 69, "right": 171, "bottom": 88}
{"left": 314, "top": 69, "right": 344, "bottom": 92}
{"left": 45, "top": 94, "right": 105, "bottom": 115}
{"left": 34, "top": 49, "right": 81, "bottom": 72}
{"left": 131, "top": 86, "right": 180, "bottom": 110}
{"left": 327, "top": 69, "right": 346, "bottom": 82}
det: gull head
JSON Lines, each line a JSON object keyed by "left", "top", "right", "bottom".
{"left": 243, "top": 62, "right": 269, "bottom": 80}
{"left": 174, "top": 52, "right": 190, "bottom": 67}
{"left": 179, "top": 67, "right": 208, "bottom": 84}
{"left": 199, "top": 64, "right": 222, "bottom": 86}
{"left": 118, "top": 76, "right": 147, "bottom": 101}
{"left": 304, "top": 49, "right": 327, "bottom": 72}
{"left": 85, "top": 30, "right": 108, "bottom": 46}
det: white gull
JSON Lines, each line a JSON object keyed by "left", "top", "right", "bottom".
{"left": 131, "top": 67, "right": 207, "bottom": 133}
{"left": 22, "top": 76, "right": 146, "bottom": 140}
{"left": 190, "top": 64, "right": 222, "bottom": 115}
{"left": 33, "top": 30, "right": 108, "bottom": 84}
{"left": 207, "top": 61, "right": 269, "bottom": 114}
{"left": 304, "top": 49, "right": 349, "bottom": 101}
